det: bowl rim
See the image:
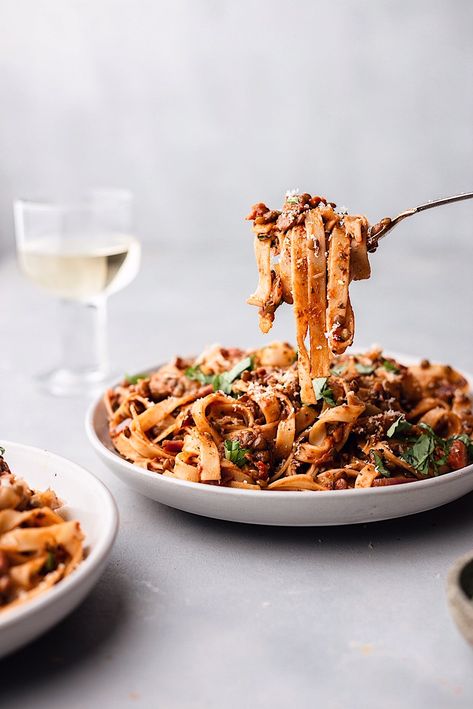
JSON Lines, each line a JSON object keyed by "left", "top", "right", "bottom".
{"left": 85, "top": 353, "right": 473, "bottom": 500}
{"left": 0, "top": 440, "right": 118, "bottom": 628}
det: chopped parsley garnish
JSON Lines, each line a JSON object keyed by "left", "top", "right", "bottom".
{"left": 312, "top": 377, "right": 336, "bottom": 406}
{"left": 330, "top": 363, "right": 346, "bottom": 376}
{"left": 387, "top": 416, "right": 414, "bottom": 438}
{"left": 224, "top": 356, "right": 254, "bottom": 385}
{"left": 211, "top": 373, "right": 228, "bottom": 393}
{"left": 401, "top": 431, "right": 436, "bottom": 475}
{"left": 44, "top": 551, "right": 57, "bottom": 573}
{"left": 0, "top": 445, "right": 4, "bottom": 456}
{"left": 371, "top": 450, "right": 391, "bottom": 477}
{"left": 212, "top": 356, "right": 254, "bottom": 394}
{"left": 224, "top": 440, "right": 249, "bottom": 468}
{"left": 399, "top": 423, "right": 453, "bottom": 475}
{"left": 418, "top": 422, "right": 442, "bottom": 438}
{"left": 382, "top": 360, "right": 400, "bottom": 374}
{"left": 187, "top": 356, "right": 254, "bottom": 395}
{"left": 125, "top": 372, "right": 148, "bottom": 385}
{"left": 355, "top": 362, "right": 375, "bottom": 375}
{"left": 185, "top": 366, "right": 214, "bottom": 386}
{"left": 388, "top": 419, "right": 472, "bottom": 476}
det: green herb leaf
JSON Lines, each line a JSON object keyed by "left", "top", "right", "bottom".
{"left": 286, "top": 196, "right": 299, "bottom": 204}
{"left": 224, "top": 440, "right": 249, "bottom": 468}
{"left": 212, "top": 357, "right": 254, "bottom": 394}
{"left": 185, "top": 366, "right": 214, "bottom": 386}
{"left": 226, "top": 356, "right": 254, "bottom": 383}
{"left": 371, "top": 450, "right": 391, "bottom": 477}
{"left": 44, "top": 551, "right": 57, "bottom": 573}
{"left": 418, "top": 422, "right": 439, "bottom": 437}
{"left": 355, "top": 362, "right": 375, "bottom": 375}
{"left": 398, "top": 423, "right": 468, "bottom": 476}
{"left": 434, "top": 448, "right": 451, "bottom": 469}
{"left": 125, "top": 372, "right": 148, "bottom": 385}
{"left": 395, "top": 423, "right": 472, "bottom": 477}
{"left": 330, "top": 363, "right": 346, "bottom": 376}
{"left": 382, "top": 360, "right": 400, "bottom": 374}
{"left": 387, "top": 416, "right": 414, "bottom": 438}
{"left": 0, "top": 446, "right": 4, "bottom": 457}
{"left": 401, "top": 433, "right": 435, "bottom": 475}
{"left": 211, "top": 373, "right": 226, "bottom": 393}
{"left": 312, "top": 377, "right": 336, "bottom": 406}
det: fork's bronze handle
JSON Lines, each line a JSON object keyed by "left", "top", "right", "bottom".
{"left": 367, "top": 191, "right": 473, "bottom": 252}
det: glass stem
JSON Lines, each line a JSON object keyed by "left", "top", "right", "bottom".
{"left": 59, "top": 298, "right": 108, "bottom": 377}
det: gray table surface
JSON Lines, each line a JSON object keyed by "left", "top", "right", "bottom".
{"left": 1, "top": 236, "right": 472, "bottom": 709}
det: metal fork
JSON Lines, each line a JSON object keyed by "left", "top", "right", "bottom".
{"left": 366, "top": 191, "right": 473, "bottom": 252}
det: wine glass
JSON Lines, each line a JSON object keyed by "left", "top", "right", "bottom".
{"left": 13, "top": 189, "right": 141, "bottom": 396}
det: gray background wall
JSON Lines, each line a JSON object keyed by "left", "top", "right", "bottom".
{"left": 0, "top": 0, "right": 472, "bottom": 247}
{"left": 0, "top": 0, "right": 472, "bottom": 367}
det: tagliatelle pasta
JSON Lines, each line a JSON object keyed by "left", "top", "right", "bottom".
{"left": 105, "top": 343, "right": 473, "bottom": 491}
{"left": 0, "top": 452, "right": 84, "bottom": 611}
{"left": 246, "top": 192, "right": 371, "bottom": 400}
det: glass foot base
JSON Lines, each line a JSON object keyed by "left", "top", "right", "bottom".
{"left": 35, "top": 367, "right": 113, "bottom": 397}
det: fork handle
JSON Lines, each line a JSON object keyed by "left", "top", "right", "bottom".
{"left": 367, "top": 190, "right": 473, "bottom": 251}
{"left": 415, "top": 191, "right": 473, "bottom": 213}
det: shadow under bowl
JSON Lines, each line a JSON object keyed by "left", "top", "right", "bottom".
{"left": 447, "top": 552, "right": 473, "bottom": 646}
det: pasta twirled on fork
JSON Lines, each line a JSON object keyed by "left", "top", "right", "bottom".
{"left": 246, "top": 192, "right": 371, "bottom": 401}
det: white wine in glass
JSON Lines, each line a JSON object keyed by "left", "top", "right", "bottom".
{"left": 18, "top": 235, "right": 140, "bottom": 301}
{"left": 14, "top": 190, "right": 141, "bottom": 396}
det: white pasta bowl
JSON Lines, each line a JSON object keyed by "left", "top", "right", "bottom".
{"left": 85, "top": 356, "right": 473, "bottom": 527}
{"left": 0, "top": 441, "right": 118, "bottom": 659}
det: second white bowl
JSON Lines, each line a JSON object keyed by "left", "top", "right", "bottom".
{"left": 0, "top": 440, "right": 118, "bottom": 659}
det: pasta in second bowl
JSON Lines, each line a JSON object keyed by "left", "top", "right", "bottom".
{"left": 0, "top": 441, "right": 118, "bottom": 658}
{"left": 86, "top": 345, "right": 473, "bottom": 526}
